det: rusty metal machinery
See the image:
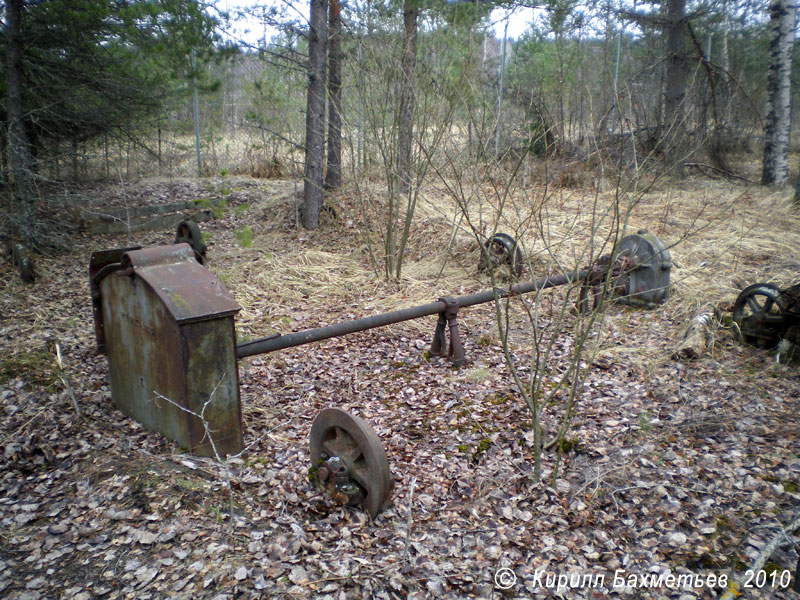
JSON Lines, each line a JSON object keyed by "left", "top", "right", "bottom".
{"left": 615, "top": 230, "right": 672, "bottom": 306}
{"left": 90, "top": 223, "right": 672, "bottom": 515}
{"left": 237, "top": 231, "right": 671, "bottom": 363}
{"left": 90, "top": 244, "right": 243, "bottom": 457}
{"left": 478, "top": 232, "right": 524, "bottom": 279}
{"left": 309, "top": 408, "right": 392, "bottom": 518}
{"left": 175, "top": 219, "right": 207, "bottom": 265}
{"left": 733, "top": 283, "right": 800, "bottom": 348}
{"left": 476, "top": 230, "right": 670, "bottom": 307}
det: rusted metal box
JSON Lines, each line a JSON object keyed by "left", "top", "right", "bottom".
{"left": 92, "top": 244, "right": 243, "bottom": 457}
{"left": 618, "top": 230, "right": 671, "bottom": 306}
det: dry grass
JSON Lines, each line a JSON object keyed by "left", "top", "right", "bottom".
{"left": 417, "top": 164, "right": 800, "bottom": 320}
{"left": 188, "top": 153, "right": 800, "bottom": 356}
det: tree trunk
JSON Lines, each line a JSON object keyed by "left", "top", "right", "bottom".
{"left": 302, "top": 0, "right": 327, "bottom": 230}
{"left": 5, "top": 0, "right": 38, "bottom": 252}
{"left": 384, "top": 0, "right": 418, "bottom": 280}
{"left": 396, "top": 0, "right": 417, "bottom": 196}
{"left": 794, "top": 170, "right": 800, "bottom": 206}
{"left": 761, "top": 0, "right": 795, "bottom": 186}
{"left": 720, "top": 13, "right": 729, "bottom": 73}
{"left": 494, "top": 19, "right": 508, "bottom": 156}
{"left": 324, "top": 0, "right": 342, "bottom": 191}
{"left": 663, "top": 0, "right": 687, "bottom": 168}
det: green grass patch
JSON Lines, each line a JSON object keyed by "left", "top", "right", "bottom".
{"left": 486, "top": 392, "right": 511, "bottom": 405}
{"left": 235, "top": 225, "right": 253, "bottom": 248}
{"left": 193, "top": 196, "right": 229, "bottom": 218}
{"left": 638, "top": 410, "right": 653, "bottom": 431}
{"left": 212, "top": 198, "right": 228, "bottom": 218}
{"left": 174, "top": 476, "right": 205, "bottom": 492}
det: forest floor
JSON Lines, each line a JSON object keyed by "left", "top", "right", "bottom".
{"left": 1, "top": 169, "right": 799, "bottom": 600}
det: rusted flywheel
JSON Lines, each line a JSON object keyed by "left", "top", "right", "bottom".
{"left": 309, "top": 408, "right": 392, "bottom": 518}
{"left": 175, "top": 220, "right": 207, "bottom": 265}
{"left": 478, "top": 232, "right": 523, "bottom": 278}
{"left": 732, "top": 283, "right": 786, "bottom": 347}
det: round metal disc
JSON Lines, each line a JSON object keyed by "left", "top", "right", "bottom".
{"left": 732, "top": 283, "right": 785, "bottom": 346}
{"left": 309, "top": 408, "right": 391, "bottom": 518}
{"left": 175, "top": 220, "right": 207, "bottom": 264}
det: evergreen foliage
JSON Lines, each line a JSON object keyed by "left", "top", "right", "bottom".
{"left": 0, "top": 0, "right": 222, "bottom": 157}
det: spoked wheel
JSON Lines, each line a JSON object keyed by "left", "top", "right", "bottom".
{"left": 175, "top": 220, "right": 207, "bottom": 265}
{"left": 732, "top": 283, "right": 786, "bottom": 347}
{"left": 309, "top": 408, "right": 392, "bottom": 519}
{"left": 478, "top": 232, "right": 523, "bottom": 278}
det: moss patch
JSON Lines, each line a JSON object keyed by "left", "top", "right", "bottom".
{"left": 761, "top": 475, "right": 799, "bottom": 493}
{"left": 472, "top": 438, "right": 493, "bottom": 463}
{"left": 0, "top": 350, "right": 60, "bottom": 392}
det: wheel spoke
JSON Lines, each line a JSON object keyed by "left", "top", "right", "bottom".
{"left": 349, "top": 462, "right": 371, "bottom": 490}
{"left": 319, "top": 439, "right": 339, "bottom": 460}
{"left": 343, "top": 445, "right": 363, "bottom": 465}
{"left": 320, "top": 430, "right": 347, "bottom": 459}
{"left": 746, "top": 295, "right": 763, "bottom": 314}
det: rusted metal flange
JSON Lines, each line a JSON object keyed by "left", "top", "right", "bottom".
{"left": 309, "top": 408, "right": 392, "bottom": 519}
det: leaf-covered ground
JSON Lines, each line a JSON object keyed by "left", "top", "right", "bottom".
{"left": 1, "top": 176, "right": 799, "bottom": 599}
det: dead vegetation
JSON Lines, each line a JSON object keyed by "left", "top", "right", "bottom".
{"left": 0, "top": 167, "right": 799, "bottom": 599}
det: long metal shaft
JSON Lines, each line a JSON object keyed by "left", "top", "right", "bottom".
{"left": 235, "top": 270, "right": 586, "bottom": 359}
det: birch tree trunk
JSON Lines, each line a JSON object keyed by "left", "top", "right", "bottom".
{"left": 761, "top": 0, "right": 795, "bottom": 186}
{"left": 672, "top": 304, "right": 719, "bottom": 360}
{"left": 324, "top": 0, "right": 342, "bottom": 191}
{"left": 302, "top": 0, "right": 328, "bottom": 230}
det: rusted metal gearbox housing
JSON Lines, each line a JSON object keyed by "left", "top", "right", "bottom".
{"left": 90, "top": 244, "right": 243, "bottom": 457}
{"left": 615, "top": 230, "right": 671, "bottom": 306}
